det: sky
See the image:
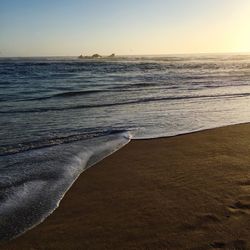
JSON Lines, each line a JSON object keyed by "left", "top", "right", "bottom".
{"left": 1, "top": 0, "right": 250, "bottom": 56}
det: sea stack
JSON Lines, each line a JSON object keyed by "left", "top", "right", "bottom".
{"left": 91, "top": 54, "right": 102, "bottom": 58}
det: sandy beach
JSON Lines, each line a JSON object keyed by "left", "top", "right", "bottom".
{"left": 2, "top": 123, "right": 250, "bottom": 250}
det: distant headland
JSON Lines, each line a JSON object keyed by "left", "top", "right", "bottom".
{"left": 78, "top": 53, "right": 115, "bottom": 59}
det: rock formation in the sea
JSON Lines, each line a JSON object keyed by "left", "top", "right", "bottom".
{"left": 91, "top": 54, "right": 102, "bottom": 58}
{"left": 78, "top": 53, "right": 115, "bottom": 59}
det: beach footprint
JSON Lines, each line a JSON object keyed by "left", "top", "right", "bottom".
{"left": 181, "top": 213, "right": 221, "bottom": 231}
{"left": 238, "top": 179, "right": 250, "bottom": 192}
{"left": 190, "top": 240, "right": 247, "bottom": 250}
{"left": 209, "top": 239, "right": 247, "bottom": 250}
{"left": 227, "top": 180, "right": 250, "bottom": 216}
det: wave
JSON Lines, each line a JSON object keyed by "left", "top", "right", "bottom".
{"left": 0, "top": 90, "right": 110, "bottom": 103}
{"left": 4, "top": 84, "right": 174, "bottom": 103}
{"left": 32, "top": 90, "right": 107, "bottom": 101}
{"left": 0, "top": 131, "right": 131, "bottom": 241}
{"left": 53, "top": 90, "right": 105, "bottom": 97}
{"left": 0, "top": 129, "right": 129, "bottom": 156}
{"left": 1, "top": 92, "right": 250, "bottom": 114}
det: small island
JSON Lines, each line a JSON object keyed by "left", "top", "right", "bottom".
{"left": 78, "top": 53, "right": 115, "bottom": 59}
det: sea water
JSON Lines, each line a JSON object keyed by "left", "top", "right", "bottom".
{"left": 0, "top": 54, "right": 250, "bottom": 240}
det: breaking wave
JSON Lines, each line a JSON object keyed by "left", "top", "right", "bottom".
{"left": 1, "top": 92, "right": 250, "bottom": 114}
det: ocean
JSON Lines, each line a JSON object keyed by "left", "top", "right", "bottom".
{"left": 0, "top": 54, "right": 250, "bottom": 240}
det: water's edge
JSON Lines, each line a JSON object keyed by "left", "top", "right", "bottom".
{"left": 134, "top": 121, "right": 250, "bottom": 140}
{"left": 1, "top": 121, "right": 249, "bottom": 242}
{"left": 0, "top": 132, "right": 131, "bottom": 242}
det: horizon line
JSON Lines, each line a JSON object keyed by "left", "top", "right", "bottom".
{"left": 1, "top": 51, "right": 250, "bottom": 58}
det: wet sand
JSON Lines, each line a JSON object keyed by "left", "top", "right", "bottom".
{"left": 2, "top": 123, "right": 250, "bottom": 249}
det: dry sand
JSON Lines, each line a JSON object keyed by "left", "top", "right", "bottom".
{"left": 2, "top": 123, "right": 250, "bottom": 250}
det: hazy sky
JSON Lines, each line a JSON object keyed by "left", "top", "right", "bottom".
{"left": 1, "top": 0, "right": 250, "bottom": 56}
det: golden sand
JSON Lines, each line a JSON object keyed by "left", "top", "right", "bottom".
{"left": 3, "top": 124, "right": 250, "bottom": 249}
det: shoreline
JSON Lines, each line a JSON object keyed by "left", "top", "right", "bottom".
{"left": 3, "top": 123, "right": 250, "bottom": 249}
{"left": 133, "top": 121, "right": 250, "bottom": 140}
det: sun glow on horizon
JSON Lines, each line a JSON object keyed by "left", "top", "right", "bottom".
{"left": 216, "top": 0, "right": 250, "bottom": 54}
{"left": 1, "top": 0, "right": 250, "bottom": 57}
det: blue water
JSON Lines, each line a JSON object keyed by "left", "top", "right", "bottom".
{"left": 0, "top": 54, "right": 250, "bottom": 240}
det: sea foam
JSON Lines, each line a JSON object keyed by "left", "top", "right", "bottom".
{"left": 0, "top": 131, "right": 131, "bottom": 241}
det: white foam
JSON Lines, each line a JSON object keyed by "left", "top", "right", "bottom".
{"left": 0, "top": 132, "right": 131, "bottom": 241}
